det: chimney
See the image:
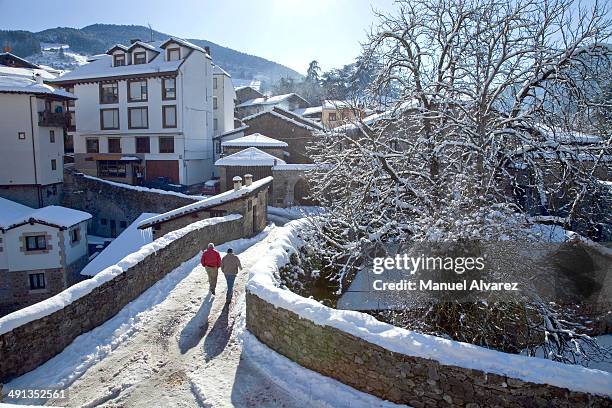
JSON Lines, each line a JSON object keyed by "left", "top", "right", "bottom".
{"left": 3, "top": 45, "right": 12, "bottom": 53}
{"left": 204, "top": 46, "right": 211, "bottom": 56}
{"left": 244, "top": 174, "right": 253, "bottom": 187}
{"left": 130, "top": 38, "right": 141, "bottom": 44}
{"left": 233, "top": 176, "right": 242, "bottom": 191}
{"left": 34, "top": 73, "right": 43, "bottom": 85}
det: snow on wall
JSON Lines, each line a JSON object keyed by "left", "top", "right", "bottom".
{"left": 246, "top": 219, "right": 612, "bottom": 398}
{"left": 0, "top": 214, "right": 241, "bottom": 336}
{"left": 80, "top": 174, "right": 207, "bottom": 200}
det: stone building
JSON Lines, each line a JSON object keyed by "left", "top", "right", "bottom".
{"left": 221, "top": 133, "right": 288, "bottom": 160}
{"left": 271, "top": 164, "right": 318, "bottom": 207}
{"left": 215, "top": 147, "right": 285, "bottom": 192}
{"left": 0, "top": 197, "right": 91, "bottom": 316}
{"left": 235, "top": 86, "right": 263, "bottom": 106}
{"left": 235, "top": 93, "right": 310, "bottom": 119}
{"left": 137, "top": 175, "right": 271, "bottom": 239}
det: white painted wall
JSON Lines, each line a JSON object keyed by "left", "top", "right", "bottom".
{"left": 213, "top": 73, "right": 236, "bottom": 137}
{"left": 63, "top": 221, "right": 89, "bottom": 265}
{"left": 3, "top": 224, "right": 62, "bottom": 272}
{"left": 0, "top": 94, "right": 64, "bottom": 187}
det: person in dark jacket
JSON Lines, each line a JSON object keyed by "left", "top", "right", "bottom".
{"left": 221, "top": 248, "right": 242, "bottom": 300}
{"left": 201, "top": 243, "right": 221, "bottom": 295}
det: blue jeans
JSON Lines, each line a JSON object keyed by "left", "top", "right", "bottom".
{"left": 225, "top": 274, "right": 236, "bottom": 298}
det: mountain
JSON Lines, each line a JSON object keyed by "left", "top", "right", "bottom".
{"left": 0, "top": 24, "right": 302, "bottom": 84}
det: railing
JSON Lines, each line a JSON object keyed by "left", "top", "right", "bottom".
{"left": 38, "top": 111, "right": 69, "bottom": 127}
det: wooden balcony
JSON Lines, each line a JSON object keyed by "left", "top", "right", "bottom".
{"left": 38, "top": 111, "right": 69, "bottom": 127}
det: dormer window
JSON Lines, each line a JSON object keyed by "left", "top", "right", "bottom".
{"left": 114, "top": 54, "right": 126, "bottom": 66}
{"left": 133, "top": 52, "right": 147, "bottom": 65}
{"left": 167, "top": 48, "right": 180, "bottom": 61}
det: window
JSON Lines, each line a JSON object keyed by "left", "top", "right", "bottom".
{"left": 162, "top": 78, "right": 176, "bottom": 100}
{"left": 99, "top": 82, "right": 119, "bottom": 104}
{"left": 70, "top": 228, "right": 79, "bottom": 243}
{"left": 18, "top": 132, "right": 25, "bottom": 140}
{"left": 66, "top": 87, "right": 75, "bottom": 107}
{"left": 86, "top": 138, "right": 99, "bottom": 153}
{"left": 213, "top": 118, "right": 218, "bottom": 131}
{"left": 159, "top": 137, "right": 174, "bottom": 153}
{"left": 133, "top": 52, "right": 147, "bottom": 65}
{"left": 120, "top": 221, "right": 127, "bottom": 229}
{"left": 100, "top": 108, "right": 119, "bottom": 130}
{"left": 108, "top": 138, "right": 121, "bottom": 153}
{"left": 128, "top": 107, "right": 148, "bottom": 129}
{"left": 328, "top": 112, "right": 338, "bottom": 121}
{"left": 25, "top": 235, "right": 46, "bottom": 251}
{"left": 50, "top": 130, "right": 55, "bottom": 143}
{"left": 213, "top": 97, "right": 218, "bottom": 110}
{"left": 29, "top": 273, "right": 46, "bottom": 290}
{"left": 114, "top": 54, "right": 126, "bottom": 66}
{"left": 213, "top": 77, "right": 218, "bottom": 89}
{"left": 136, "top": 137, "right": 150, "bottom": 153}
{"left": 51, "top": 159, "right": 57, "bottom": 170}
{"left": 210, "top": 210, "right": 225, "bottom": 217}
{"left": 128, "top": 80, "right": 148, "bottom": 102}
{"left": 215, "top": 140, "right": 221, "bottom": 154}
{"left": 167, "top": 48, "right": 180, "bottom": 61}
{"left": 162, "top": 105, "right": 177, "bottom": 128}
{"left": 98, "top": 160, "right": 127, "bottom": 178}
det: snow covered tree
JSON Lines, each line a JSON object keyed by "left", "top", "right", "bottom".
{"left": 305, "top": 0, "right": 612, "bottom": 362}
{"left": 306, "top": 60, "right": 321, "bottom": 83}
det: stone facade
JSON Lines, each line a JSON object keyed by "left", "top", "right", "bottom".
{"left": 62, "top": 169, "right": 197, "bottom": 237}
{"left": 271, "top": 168, "right": 315, "bottom": 207}
{"left": 0, "top": 216, "right": 245, "bottom": 382}
{"left": 151, "top": 184, "right": 268, "bottom": 240}
{"left": 246, "top": 293, "right": 611, "bottom": 407}
{"left": 0, "top": 183, "right": 63, "bottom": 208}
{"left": 0, "top": 268, "right": 64, "bottom": 316}
{"left": 242, "top": 110, "right": 320, "bottom": 164}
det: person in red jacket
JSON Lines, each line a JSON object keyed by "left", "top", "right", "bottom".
{"left": 201, "top": 243, "right": 221, "bottom": 295}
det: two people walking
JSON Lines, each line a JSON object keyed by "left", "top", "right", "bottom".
{"left": 201, "top": 243, "right": 242, "bottom": 300}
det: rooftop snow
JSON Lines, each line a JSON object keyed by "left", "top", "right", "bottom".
{"left": 160, "top": 37, "right": 207, "bottom": 55}
{"left": 215, "top": 125, "right": 249, "bottom": 139}
{"left": 0, "top": 75, "right": 75, "bottom": 98}
{"left": 233, "top": 79, "right": 262, "bottom": 91}
{"left": 293, "top": 106, "right": 322, "bottom": 116}
{"left": 0, "top": 197, "right": 91, "bottom": 230}
{"left": 221, "top": 133, "right": 288, "bottom": 148}
{"left": 272, "top": 164, "right": 318, "bottom": 171}
{"left": 242, "top": 107, "right": 323, "bottom": 131}
{"left": 322, "top": 99, "right": 352, "bottom": 109}
{"left": 236, "top": 93, "right": 306, "bottom": 108}
{"left": 137, "top": 176, "right": 273, "bottom": 229}
{"left": 215, "top": 147, "right": 286, "bottom": 167}
{"left": 0, "top": 65, "right": 57, "bottom": 80}
{"left": 213, "top": 64, "right": 231, "bottom": 77}
{"left": 81, "top": 213, "right": 159, "bottom": 277}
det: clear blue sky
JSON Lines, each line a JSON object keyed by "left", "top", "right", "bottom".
{"left": 0, "top": 0, "right": 397, "bottom": 74}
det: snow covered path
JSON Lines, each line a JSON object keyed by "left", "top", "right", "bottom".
{"left": 4, "top": 223, "right": 402, "bottom": 408}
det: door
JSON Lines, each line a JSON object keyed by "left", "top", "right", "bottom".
{"left": 110, "top": 219, "right": 117, "bottom": 237}
{"left": 145, "top": 160, "right": 180, "bottom": 184}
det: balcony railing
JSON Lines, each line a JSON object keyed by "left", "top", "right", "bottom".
{"left": 38, "top": 111, "right": 69, "bottom": 127}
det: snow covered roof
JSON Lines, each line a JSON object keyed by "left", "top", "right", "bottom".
{"left": 294, "top": 106, "right": 322, "bottom": 116}
{"left": 127, "top": 41, "right": 158, "bottom": 52}
{"left": 215, "top": 125, "right": 249, "bottom": 139}
{"left": 215, "top": 147, "right": 286, "bottom": 167}
{"left": 0, "top": 197, "right": 91, "bottom": 230}
{"left": 242, "top": 106, "right": 324, "bottom": 131}
{"left": 0, "top": 75, "right": 76, "bottom": 99}
{"left": 272, "top": 164, "right": 318, "bottom": 171}
{"left": 51, "top": 38, "right": 209, "bottom": 84}
{"left": 137, "top": 176, "right": 273, "bottom": 229}
{"left": 221, "top": 133, "right": 288, "bottom": 148}
{"left": 213, "top": 64, "right": 231, "bottom": 77}
{"left": 233, "top": 79, "right": 262, "bottom": 91}
{"left": 160, "top": 37, "right": 208, "bottom": 55}
{"left": 323, "top": 100, "right": 352, "bottom": 109}
{"left": 236, "top": 93, "right": 308, "bottom": 108}
{"left": 536, "top": 125, "right": 603, "bottom": 145}
{"left": 0, "top": 65, "right": 57, "bottom": 80}
{"left": 81, "top": 213, "right": 158, "bottom": 277}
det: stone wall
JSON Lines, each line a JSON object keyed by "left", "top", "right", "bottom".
{"left": 62, "top": 169, "right": 198, "bottom": 237}
{"left": 0, "top": 216, "right": 244, "bottom": 382}
{"left": 0, "top": 183, "right": 63, "bottom": 209}
{"left": 0, "top": 267, "right": 65, "bottom": 317}
{"left": 246, "top": 293, "right": 611, "bottom": 407}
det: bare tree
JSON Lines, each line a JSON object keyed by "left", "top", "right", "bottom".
{"left": 305, "top": 0, "right": 612, "bottom": 362}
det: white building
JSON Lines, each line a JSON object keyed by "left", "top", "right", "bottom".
{"left": 51, "top": 38, "right": 215, "bottom": 186}
{"left": 0, "top": 197, "right": 91, "bottom": 315}
{"left": 212, "top": 65, "right": 236, "bottom": 138}
{"left": 0, "top": 72, "right": 75, "bottom": 208}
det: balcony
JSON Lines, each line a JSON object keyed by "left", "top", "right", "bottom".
{"left": 38, "top": 111, "right": 69, "bottom": 127}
